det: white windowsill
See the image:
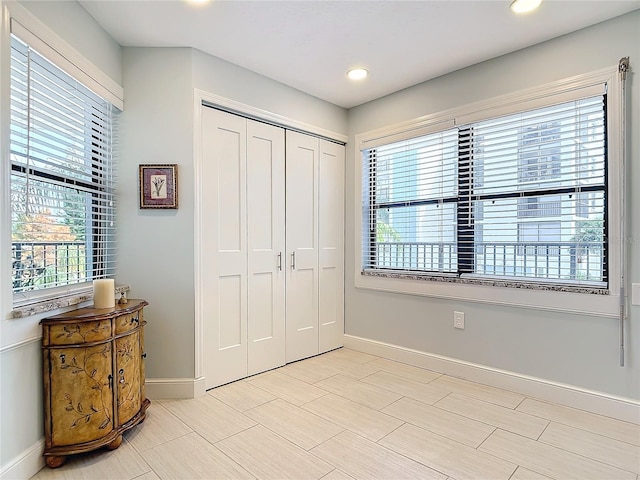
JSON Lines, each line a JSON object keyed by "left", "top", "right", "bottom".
{"left": 356, "top": 272, "right": 619, "bottom": 318}
{"left": 10, "top": 285, "right": 130, "bottom": 319}
{"left": 362, "top": 270, "right": 608, "bottom": 295}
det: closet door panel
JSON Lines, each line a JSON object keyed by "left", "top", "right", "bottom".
{"left": 218, "top": 130, "right": 243, "bottom": 251}
{"left": 202, "top": 108, "right": 248, "bottom": 389}
{"left": 218, "top": 275, "right": 243, "bottom": 348}
{"left": 319, "top": 140, "right": 345, "bottom": 353}
{"left": 285, "top": 131, "right": 319, "bottom": 363}
{"left": 247, "top": 121, "right": 286, "bottom": 375}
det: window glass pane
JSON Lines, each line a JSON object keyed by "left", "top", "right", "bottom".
{"left": 473, "top": 192, "right": 604, "bottom": 282}
{"left": 373, "top": 203, "right": 457, "bottom": 272}
{"left": 10, "top": 34, "right": 117, "bottom": 299}
{"left": 375, "top": 129, "right": 458, "bottom": 204}
{"left": 11, "top": 174, "right": 91, "bottom": 292}
{"left": 472, "top": 97, "right": 605, "bottom": 196}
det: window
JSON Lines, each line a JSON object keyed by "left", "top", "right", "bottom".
{"left": 361, "top": 94, "right": 607, "bottom": 288}
{"left": 10, "top": 34, "right": 117, "bottom": 301}
{"left": 364, "top": 129, "right": 458, "bottom": 273}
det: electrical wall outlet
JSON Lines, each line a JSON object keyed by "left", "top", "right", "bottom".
{"left": 454, "top": 311, "right": 465, "bottom": 329}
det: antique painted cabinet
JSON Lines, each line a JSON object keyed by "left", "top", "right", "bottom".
{"left": 40, "top": 299, "right": 150, "bottom": 468}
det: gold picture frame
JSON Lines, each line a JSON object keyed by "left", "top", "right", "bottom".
{"left": 139, "top": 164, "right": 178, "bottom": 209}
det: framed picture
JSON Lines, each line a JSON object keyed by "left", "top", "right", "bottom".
{"left": 139, "top": 164, "right": 178, "bottom": 209}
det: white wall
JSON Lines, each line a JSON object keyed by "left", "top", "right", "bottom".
{"left": 346, "top": 11, "right": 640, "bottom": 401}
{"left": 118, "top": 47, "right": 195, "bottom": 379}
{"left": 0, "top": 340, "right": 42, "bottom": 474}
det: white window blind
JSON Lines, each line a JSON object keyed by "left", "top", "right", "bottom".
{"left": 362, "top": 95, "right": 606, "bottom": 288}
{"left": 10, "top": 34, "right": 118, "bottom": 298}
{"left": 363, "top": 129, "right": 459, "bottom": 274}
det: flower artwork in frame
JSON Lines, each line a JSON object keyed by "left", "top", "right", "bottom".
{"left": 139, "top": 164, "right": 178, "bottom": 209}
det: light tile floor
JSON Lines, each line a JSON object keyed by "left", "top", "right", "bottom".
{"left": 32, "top": 348, "right": 640, "bottom": 480}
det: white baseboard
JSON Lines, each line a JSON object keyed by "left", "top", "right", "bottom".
{"left": 344, "top": 334, "right": 640, "bottom": 425}
{"left": 145, "top": 377, "right": 206, "bottom": 400}
{"left": 0, "top": 439, "right": 44, "bottom": 480}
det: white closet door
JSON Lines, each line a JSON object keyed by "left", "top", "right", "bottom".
{"left": 247, "top": 121, "right": 286, "bottom": 375}
{"left": 202, "top": 107, "right": 248, "bottom": 388}
{"left": 318, "top": 139, "right": 345, "bottom": 353}
{"left": 285, "top": 131, "right": 319, "bottom": 363}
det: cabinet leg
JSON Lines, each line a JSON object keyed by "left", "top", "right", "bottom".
{"left": 45, "top": 456, "right": 66, "bottom": 468}
{"left": 106, "top": 435, "right": 123, "bottom": 450}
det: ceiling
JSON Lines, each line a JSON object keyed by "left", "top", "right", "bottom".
{"left": 78, "top": 0, "right": 639, "bottom": 109}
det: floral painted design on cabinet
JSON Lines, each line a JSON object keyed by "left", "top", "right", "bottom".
{"left": 50, "top": 344, "right": 114, "bottom": 445}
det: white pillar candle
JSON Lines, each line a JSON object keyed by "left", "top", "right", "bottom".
{"left": 93, "top": 279, "right": 115, "bottom": 308}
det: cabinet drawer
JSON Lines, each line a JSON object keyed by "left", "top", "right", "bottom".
{"left": 115, "top": 312, "right": 141, "bottom": 334}
{"left": 47, "top": 320, "right": 112, "bottom": 346}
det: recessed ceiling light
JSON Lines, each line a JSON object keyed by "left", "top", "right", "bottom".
{"left": 510, "top": 0, "right": 542, "bottom": 14}
{"left": 347, "top": 68, "right": 368, "bottom": 81}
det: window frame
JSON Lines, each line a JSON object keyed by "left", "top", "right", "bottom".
{"left": 1, "top": 2, "right": 123, "bottom": 318}
{"left": 354, "top": 67, "right": 623, "bottom": 318}
{"left": 10, "top": 34, "right": 117, "bottom": 303}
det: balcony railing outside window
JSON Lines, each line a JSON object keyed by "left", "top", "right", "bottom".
{"left": 376, "top": 242, "right": 457, "bottom": 273}
{"left": 12, "top": 241, "right": 87, "bottom": 293}
{"left": 374, "top": 241, "right": 603, "bottom": 282}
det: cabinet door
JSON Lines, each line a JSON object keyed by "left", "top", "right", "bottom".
{"left": 285, "top": 131, "right": 319, "bottom": 362}
{"left": 247, "top": 120, "right": 286, "bottom": 375}
{"left": 115, "top": 331, "right": 141, "bottom": 425}
{"left": 319, "top": 140, "right": 345, "bottom": 353}
{"left": 202, "top": 108, "right": 248, "bottom": 388}
{"left": 49, "top": 344, "right": 113, "bottom": 446}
